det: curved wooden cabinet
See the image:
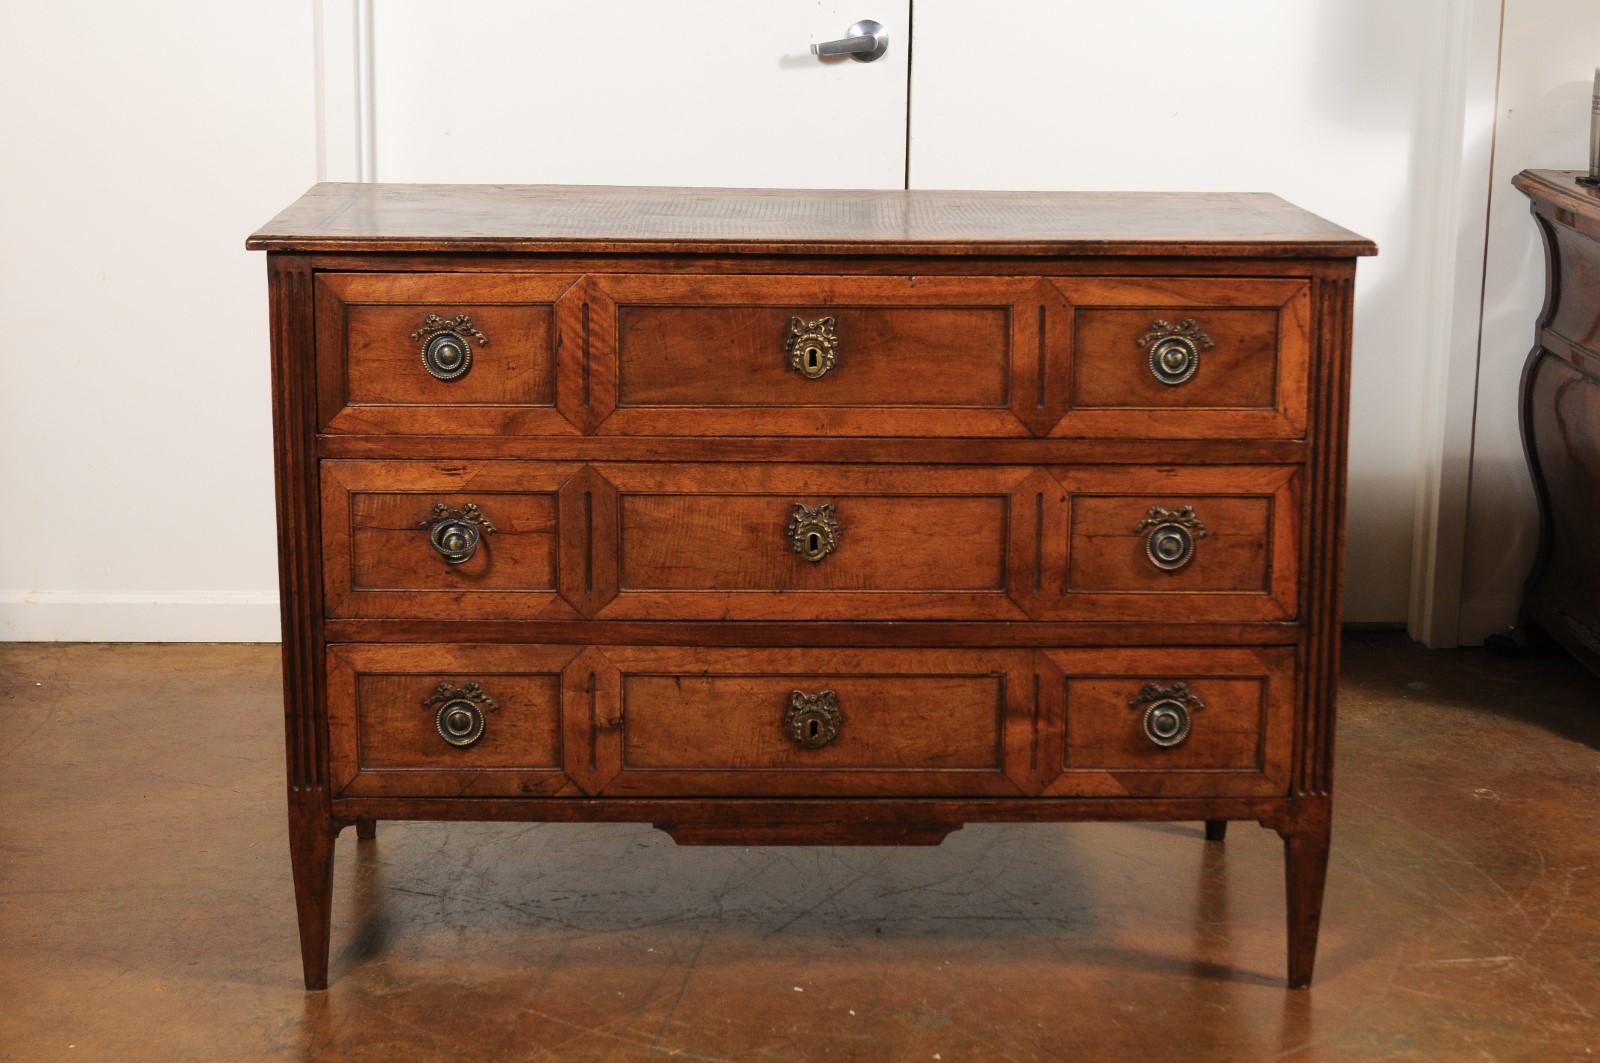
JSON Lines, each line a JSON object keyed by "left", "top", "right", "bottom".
{"left": 251, "top": 182, "right": 1372, "bottom": 989}
{"left": 1512, "top": 169, "right": 1600, "bottom": 678}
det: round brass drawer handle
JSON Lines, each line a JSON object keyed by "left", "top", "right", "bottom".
{"left": 413, "top": 313, "right": 489, "bottom": 382}
{"left": 1142, "top": 700, "right": 1191, "bottom": 747}
{"left": 1129, "top": 681, "right": 1205, "bottom": 749}
{"left": 788, "top": 502, "right": 841, "bottom": 563}
{"left": 422, "top": 681, "right": 499, "bottom": 749}
{"left": 1133, "top": 505, "right": 1207, "bottom": 572}
{"left": 419, "top": 502, "right": 497, "bottom": 565}
{"left": 786, "top": 689, "right": 843, "bottom": 749}
{"left": 785, "top": 315, "right": 839, "bottom": 379}
{"left": 1136, "top": 318, "right": 1214, "bottom": 387}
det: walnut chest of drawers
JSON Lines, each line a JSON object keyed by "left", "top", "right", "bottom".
{"left": 249, "top": 183, "right": 1373, "bottom": 989}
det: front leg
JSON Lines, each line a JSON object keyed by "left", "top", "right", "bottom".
{"left": 1280, "top": 799, "right": 1332, "bottom": 989}
{"left": 288, "top": 794, "right": 341, "bottom": 990}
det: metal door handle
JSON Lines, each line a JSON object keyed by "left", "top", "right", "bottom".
{"left": 811, "top": 19, "right": 888, "bottom": 62}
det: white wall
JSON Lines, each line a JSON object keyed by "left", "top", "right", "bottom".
{"left": 1458, "top": 0, "right": 1600, "bottom": 642}
{"left": 0, "top": 2, "right": 316, "bottom": 640}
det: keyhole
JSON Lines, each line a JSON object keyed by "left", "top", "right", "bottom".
{"left": 807, "top": 531, "right": 822, "bottom": 554}
{"left": 804, "top": 346, "right": 822, "bottom": 373}
{"left": 808, "top": 719, "right": 820, "bottom": 740}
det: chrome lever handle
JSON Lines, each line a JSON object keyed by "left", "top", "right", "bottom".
{"left": 811, "top": 19, "right": 888, "bottom": 62}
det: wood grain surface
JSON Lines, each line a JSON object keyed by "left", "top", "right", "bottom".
{"left": 249, "top": 183, "right": 1377, "bottom": 257}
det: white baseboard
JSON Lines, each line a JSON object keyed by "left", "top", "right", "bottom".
{"left": 0, "top": 590, "right": 281, "bottom": 642}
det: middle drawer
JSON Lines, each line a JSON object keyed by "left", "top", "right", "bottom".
{"left": 321, "top": 460, "right": 1300, "bottom": 622}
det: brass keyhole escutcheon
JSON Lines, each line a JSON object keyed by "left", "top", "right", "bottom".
{"left": 788, "top": 502, "right": 841, "bottom": 563}
{"left": 786, "top": 316, "right": 839, "bottom": 379}
{"left": 786, "top": 689, "right": 843, "bottom": 749}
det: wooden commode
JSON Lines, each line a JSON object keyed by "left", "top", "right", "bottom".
{"left": 248, "top": 183, "right": 1373, "bottom": 989}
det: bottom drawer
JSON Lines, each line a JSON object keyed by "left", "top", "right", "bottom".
{"left": 325, "top": 644, "right": 1294, "bottom": 799}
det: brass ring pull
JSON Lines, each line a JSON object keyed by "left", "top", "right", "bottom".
{"left": 1129, "top": 681, "right": 1204, "bottom": 749}
{"left": 788, "top": 502, "right": 841, "bottom": 563}
{"left": 786, "top": 316, "right": 839, "bottom": 379}
{"left": 419, "top": 502, "right": 497, "bottom": 565}
{"left": 413, "top": 313, "right": 489, "bottom": 381}
{"left": 786, "top": 689, "right": 843, "bottom": 749}
{"left": 423, "top": 681, "right": 498, "bottom": 749}
{"left": 1136, "top": 318, "right": 1214, "bottom": 386}
{"left": 1133, "top": 505, "right": 1207, "bottom": 572}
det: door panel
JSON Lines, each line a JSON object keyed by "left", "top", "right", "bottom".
{"left": 595, "top": 275, "right": 1053, "bottom": 437}
{"left": 596, "top": 647, "right": 1038, "bottom": 797}
{"left": 370, "top": 1, "right": 910, "bottom": 188}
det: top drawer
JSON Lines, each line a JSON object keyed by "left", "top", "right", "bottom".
{"left": 314, "top": 272, "right": 1311, "bottom": 439}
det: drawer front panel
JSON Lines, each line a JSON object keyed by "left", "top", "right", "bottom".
{"left": 1051, "top": 277, "right": 1311, "bottom": 439}
{"left": 602, "top": 647, "right": 1034, "bottom": 796}
{"left": 1042, "top": 647, "right": 1296, "bottom": 797}
{"left": 595, "top": 275, "right": 1058, "bottom": 437}
{"left": 320, "top": 461, "right": 579, "bottom": 619}
{"left": 1049, "top": 465, "right": 1299, "bottom": 621}
{"left": 619, "top": 493, "right": 1006, "bottom": 591}
{"left": 319, "top": 461, "right": 1297, "bottom": 622}
{"left": 326, "top": 644, "right": 577, "bottom": 797}
{"left": 315, "top": 272, "right": 582, "bottom": 435}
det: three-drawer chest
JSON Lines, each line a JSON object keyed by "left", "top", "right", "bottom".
{"left": 248, "top": 183, "right": 1373, "bottom": 989}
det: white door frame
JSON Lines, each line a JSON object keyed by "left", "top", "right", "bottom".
{"left": 1407, "top": 0, "right": 1506, "bottom": 647}
{"left": 314, "top": 0, "right": 374, "bottom": 182}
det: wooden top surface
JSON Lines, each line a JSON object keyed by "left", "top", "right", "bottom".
{"left": 1514, "top": 169, "right": 1600, "bottom": 218}
{"left": 248, "top": 182, "right": 1375, "bottom": 257}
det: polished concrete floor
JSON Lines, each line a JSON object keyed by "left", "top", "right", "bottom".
{"left": 1, "top": 634, "right": 1597, "bottom": 1062}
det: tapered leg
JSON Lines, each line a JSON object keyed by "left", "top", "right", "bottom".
{"left": 1203, "top": 819, "right": 1228, "bottom": 842}
{"left": 288, "top": 796, "right": 339, "bottom": 990}
{"left": 1282, "top": 811, "right": 1332, "bottom": 989}
{"left": 355, "top": 818, "right": 377, "bottom": 841}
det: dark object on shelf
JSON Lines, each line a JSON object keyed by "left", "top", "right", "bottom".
{"left": 1579, "top": 68, "right": 1599, "bottom": 188}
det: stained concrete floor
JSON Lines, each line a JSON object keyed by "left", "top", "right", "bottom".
{"left": 1, "top": 634, "right": 1597, "bottom": 1062}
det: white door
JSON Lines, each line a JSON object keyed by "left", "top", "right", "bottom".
{"left": 907, "top": 0, "right": 1462, "bottom": 626}
{"left": 322, "top": 0, "right": 910, "bottom": 188}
